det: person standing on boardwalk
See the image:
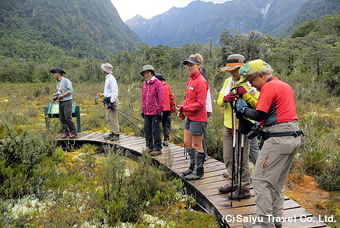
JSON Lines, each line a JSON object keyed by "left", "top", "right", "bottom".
{"left": 194, "top": 53, "right": 212, "bottom": 159}
{"left": 96, "top": 63, "right": 120, "bottom": 141}
{"left": 154, "top": 73, "right": 176, "bottom": 146}
{"left": 178, "top": 55, "right": 209, "bottom": 181}
{"left": 50, "top": 68, "right": 77, "bottom": 139}
{"left": 141, "top": 65, "right": 164, "bottom": 156}
{"left": 239, "top": 59, "right": 304, "bottom": 228}
{"left": 216, "top": 54, "right": 259, "bottom": 200}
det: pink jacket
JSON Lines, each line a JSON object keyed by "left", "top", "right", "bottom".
{"left": 142, "top": 77, "right": 164, "bottom": 115}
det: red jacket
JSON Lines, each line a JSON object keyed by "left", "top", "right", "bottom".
{"left": 142, "top": 77, "right": 164, "bottom": 115}
{"left": 182, "top": 71, "right": 208, "bottom": 122}
{"left": 161, "top": 81, "right": 175, "bottom": 112}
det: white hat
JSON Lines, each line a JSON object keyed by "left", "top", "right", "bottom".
{"left": 101, "top": 63, "right": 113, "bottom": 74}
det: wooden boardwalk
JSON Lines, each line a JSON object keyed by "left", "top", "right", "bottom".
{"left": 58, "top": 132, "right": 328, "bottom": 228}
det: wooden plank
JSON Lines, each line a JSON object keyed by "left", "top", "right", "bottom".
{"left": 218, "top": 199, "right": 300, "bottom": 216}
{"left": 170, "top": 159, "right": 223, "bottom": 169}
{"left": 66, "top": 133, "right": 327, "bottom": 228}
{"left": 169, "top": 157, "right": 218, "bottom": 167}
{"left": 229, "top": 215, "right": 327, "bottom": 228}
{"left": 174, "top": 164, "right": 226, "bottom": 174}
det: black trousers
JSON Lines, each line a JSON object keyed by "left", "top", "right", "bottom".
{"left": 144, "top": 114, "right": 162, "bottom": 151}
{"left": 161, "top": 111, "right": 171, "bottom": 141}
{"left": 59, "top": 100, "right": 77, "bottom": 135}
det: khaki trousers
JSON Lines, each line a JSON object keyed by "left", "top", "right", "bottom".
{"left": 252, "top": 120, "right": 303, "bottom": 223}
{"left": 223, "top": 126, "right": 250, "bottom": 190}
{"left": 105, "top": 99, "right": 119, "bottom": 135}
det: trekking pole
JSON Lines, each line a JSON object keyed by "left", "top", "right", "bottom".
{"left": 239, "top": 133, "right": 244, "bottom": 201}
{"left": 230, "top": 102, "right": 237, "bottom": 207}
{"left": 236, "top": 130, "right": 241, "bottom": 183}
{"left": 116, "top": 109, "right": 144, "bottom": 133}
{"left": 117, "top": 108, "right": 144, "bottom": 124}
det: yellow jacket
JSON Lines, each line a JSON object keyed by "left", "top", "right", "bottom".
{"left": 217, "top": 76, "right": 259, "bottom": 129}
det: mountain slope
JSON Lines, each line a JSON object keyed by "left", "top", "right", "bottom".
{"left": 126, "top": 0, "right": 310, "bottom": 47}
{"left": 280, "top": 0, "right": 340, "bottom": 37}
{"left": 0, "top": 0, "right": 141, "bottom": 59}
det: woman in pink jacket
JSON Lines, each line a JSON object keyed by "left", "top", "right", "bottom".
{"left": 177, "top": 55, "right": 208, "bottom": 180}
{"left": 141, "top": 65, "right": 164, "bottom": 156}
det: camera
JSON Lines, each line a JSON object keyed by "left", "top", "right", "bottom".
{"left": 247, "top": 125, "right": 262, "bottom": 139}
{"left": 53, "top": 96, "right": 58, "bottom": 101}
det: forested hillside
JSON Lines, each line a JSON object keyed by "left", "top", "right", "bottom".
{"left": 280, "top": 0, "right": 340, "bottom": 37}
{"left": 0, "top": 0, "right": 141, "bottom": 60}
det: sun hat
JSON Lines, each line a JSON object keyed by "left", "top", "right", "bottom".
{"left": 50, "top": 68, "right": 66, "bottom": 74}
{"left": 183, "top": 56, "right": 201, "bottom": 65}
{"left": 140, "top": 65, "right": 155, "bottom": 76}
{"left": 239, "top": 59, "right": 272, "bottom": 82}
{"left": 220, "top": 54, "right": 245, "bottom": 72}
{"left": 101, "top": 63, "right": 113, "bottom": 74}
{"left": 155, "top": 73, "right": 165, "bottom": 81}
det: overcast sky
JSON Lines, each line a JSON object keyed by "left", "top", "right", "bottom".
{"left": 111, "top": 0, "right": 229, "bottom": 22}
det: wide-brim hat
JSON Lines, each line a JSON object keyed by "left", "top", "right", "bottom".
{"left": 101, "top": 63, "right": 113, "bottom": 74}
{"left": 50, "top": 68, "right": 66, "bottom": 74}
{"left": 220, "top": 54, "right": 245, "bottom": 72}
{"left": 183, "top": 56, "right": 201, "bottom": 65}
{"left": 155, "top": 73, "right": 165, "bottom": 81}
{"left": 140, "top": 65, "right": 155, "bottom": 76}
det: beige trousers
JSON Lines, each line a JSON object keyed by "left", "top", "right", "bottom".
{"left": 105, "top": 98, "right": 119, "bottom": 135}
{"left": 223, "top": 126, "right": 250, "bottom": 190}
{"left": 252, "top": 120, "right": 303, "bottom": 223}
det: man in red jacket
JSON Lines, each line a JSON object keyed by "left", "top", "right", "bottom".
{"left": 239, "top": 59, "right": 304, "bottom": 228}
{"left": 155, "top": 73, "right": 176, "bottom": 146}
{"left": 140, "top": 65, "right": 164, "bottom": 156}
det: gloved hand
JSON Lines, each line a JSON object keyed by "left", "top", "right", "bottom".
{"left": 235, "top": 86, "right": 247, "bottom": 96}
{"left": 235, "top": 100, "right": 248, "bottom": 113}
{"left": 141, "top": 111, "right": 144, "bottom": 119}
{"left": 178, "top": 112, "right": 186, "bottom": 120}
{"left": 157, "top": 112, "right": 163, "bottom": 120}
{"left": 223, "top": 93, "right": 238, "bottom": 103}
{"left": 107, "top": 102, "right": 115, "bottom": 110}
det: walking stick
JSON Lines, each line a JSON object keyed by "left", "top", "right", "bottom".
{"left": 236, "top": 130, "right": 241, "bottom": 183}
{"left": 230, "top": 102, "right": 237, "bottom": 207}
{"left": 239, "top": 133, "right": 244, "bottom": 201}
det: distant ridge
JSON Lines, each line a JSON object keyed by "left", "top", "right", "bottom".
{"left": 125, "top": 0, "right": 339, "bottom": 47}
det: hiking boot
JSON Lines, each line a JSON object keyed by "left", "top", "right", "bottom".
{"left": 69, "top": 133, "right": 77, "bottom": 139}
{"left": 275, "top": 222, "right": 282, "bottom": 228}
{"left": 110, "top": 134, "right": 119, "bottom": 141}
{"left": 228, "top": 189, "right": 251, "bottom": 200}
{"left": 61, "top": 134, "right": 68, "bottom": 139}
{"left": 146, "top": 148, "right": 154, "bottom": 153}
{"left": 243, "top": 221, "right": 275, "bottom": 228}
{"left": 104, "top": 133, "right": 114, "bottom": 140}
{"left": 223, "top": 171, "right": 230, "bottom": 179}
{"left": 184, "top": 173, "right": 203, "bottom": 181}
{"left": 150, "top": 149, "right": 162, "bottom": 156}
{"left": 218, "top": 183, "right": 239, "bottom": 194}
{"left": 163, "top": 141, "right": 169, "bottom": 146}
{"left": 182, "top": 169, "right": 193, "bottom": 176}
